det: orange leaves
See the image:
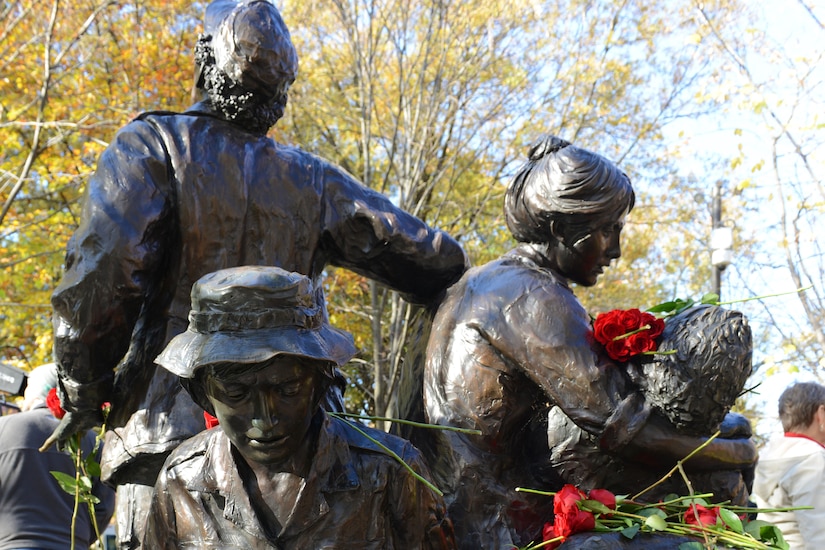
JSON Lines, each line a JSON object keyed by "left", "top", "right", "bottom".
{"left": 1, "top": 0, "right": 199, "bottom": 365}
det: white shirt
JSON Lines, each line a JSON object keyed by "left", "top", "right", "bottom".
{"left": 753, "top": 434, "right": 825, "bottom": 549}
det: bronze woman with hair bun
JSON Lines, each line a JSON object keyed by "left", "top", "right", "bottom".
{"left": 423, "top": 135, "right": 757, "bottom": 549}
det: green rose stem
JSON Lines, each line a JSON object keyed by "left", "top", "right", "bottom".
{"left": 714, "top": 285, "right": 812, "bottom": 307}
{"left": 328, "top": 412, "right": 482, "bottom": 497}
{"left": 67, "top": 433, "right": 104, "bottom": 550}
{"left": 522, "top": 535, "right": 564, "bottom": 549}
{"left": 611, "top": 324, "right": 652, "bottom": 341}
{"left": 50, "top": 414, "right": 107, "bottom": 550}
{"left": 70, "top": 434, "right": 81, "bottom": 550}
{"left": 632, "top": 430, "right": 721, "bottom": 501}
{"left": 333, "top": 411, "right": 483, "bottom": 434}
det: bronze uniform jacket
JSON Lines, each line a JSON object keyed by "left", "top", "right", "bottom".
{"left": 51, "top": 102, "right": 467, "bottom": 484}
{"left": 143, "top": 413, "right": 455, "bottom": 549}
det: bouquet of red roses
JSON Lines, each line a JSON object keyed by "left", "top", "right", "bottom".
{"left": 592, "top": 308, "right": 665, "bottom": 363}
{"left": 520, "top": 483, "right": 791, "bottom": 550}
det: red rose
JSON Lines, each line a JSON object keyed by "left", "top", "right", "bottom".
{"left": 553, "top": 506, "right": 595, "bottom": 539}
{"left": 592, "top": 310, "right": 628, "bottom": 341}
{"left": 542, "top": 521, "right": 558, "bottom": 544}
{"left": 204, "top": 411, "right": 220, "bottom": 429}
{"left": 554, "top": 484, "right": 587, "bottom": 515}
{"left": 626, "top": 333, "right": 653, "bottom": 355}
{"left": 684, "top": 504, "right": 720, "bottom": 527}
{"left": 605, "top": 339, "right": 632, "bottom": 362}
{"left": 588, "top": 488, "right": 616, "bottom": 510}
{"left": 593, "top": 309, "right": 664, "bottom": 362}
{"left": 46, "top": 387, "right": 66, "bottom": 419}
{"left": 546, "top": 484, "right": 595, "bottom": 542}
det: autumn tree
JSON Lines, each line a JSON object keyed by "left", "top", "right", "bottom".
{"left": 671, "top": 1, "right": 824, "bottom": 430}
{"left": 2, "top": 0, "right": 773, "bottom": 432}
{"left": 0, "top": 0, "right": 198, "bottom": 373}
{"left": 278, "top": 0, "right": 756, "bottom": 424}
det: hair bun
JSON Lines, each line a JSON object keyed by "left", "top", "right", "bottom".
{"left": 527, "top": 134, "right": 570, "bottom": 161}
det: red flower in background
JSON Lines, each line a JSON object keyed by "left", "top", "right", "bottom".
{"left": 593, "top": 308, "right": 665, "bottom": 362}
{"left": 684, "top": 503, "right": 721, "bottom": 527}
{"left": 46, "top": 387, "right": 66, "bottom": 419}
{"left": 204, "top": 411, "right": 220, "bottom": 429}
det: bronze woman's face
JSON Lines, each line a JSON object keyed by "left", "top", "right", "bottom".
{"left": 206, "top": 357, "right": 319, "bottom": 467}
{"left": 553, "top": 212, "right": 626, "bottom": 287}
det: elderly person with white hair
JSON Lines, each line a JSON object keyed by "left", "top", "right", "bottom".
{"left": 0, "top": 363, "right": 115, "bottom": 550}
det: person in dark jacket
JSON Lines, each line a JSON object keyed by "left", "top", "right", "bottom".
{"left": 0, "top": 363, "right": 115, "bottom": 550}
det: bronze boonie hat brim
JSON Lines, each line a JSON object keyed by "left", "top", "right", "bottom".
{"left": 156, "top": 325, "right": 356, "bottom": 378}
{"left": 155, "top": 266, "right": 356, "bottom": 378}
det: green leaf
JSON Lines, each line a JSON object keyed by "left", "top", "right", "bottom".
{"left": 620, "top": 524, "right": 640, "bottom": 539}
{"left": 678, "top": 543, "right": 704, "bottom": 550}
{"left": 743, "top": 519, "right": 771, "bottom": 539}
{"left": 719, "top": 507, "right": 743, "bottom": 533}
{"left": 84, "top": 455, "right": 101, "bottom": 478}
{"left": 699, "top": 293, "right": 719, "bottom": 305}
{"left": 50, "top": 471, "right": 78, "bottom": 495}
{"left": 639, "top": 507, "right": 667, "bottom": 519}
{"left": 78, "top": 475, "right": 93, "bottom": 492}
{"left": 581, "top": 499, "right": 613, "bottom": 515}
{"left": 647, "top": 300, "right": 684, "bottom": 313}
{"left": 644, "top": 514, "right": 668, "bottom": 531}
{"left": 745, "top": 520, "right": 789, "bottom": 549}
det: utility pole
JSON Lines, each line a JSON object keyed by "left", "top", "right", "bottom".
{"left": 710, "top": 180, "right": 733, "bottom": 299}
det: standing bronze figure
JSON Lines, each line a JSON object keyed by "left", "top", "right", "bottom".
{"left": 43, "top": 1, "right": 466, "bottom": 546}
{"left": 423, "top": 135, "right": 756, "bottom": 549}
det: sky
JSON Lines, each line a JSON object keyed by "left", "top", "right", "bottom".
{"left": 665, "top": 0, "right": 824, "bottom": 440}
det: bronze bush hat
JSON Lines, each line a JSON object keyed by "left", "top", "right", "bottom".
{"left": 156, "top": 266, "right": 356, "bottom": 378}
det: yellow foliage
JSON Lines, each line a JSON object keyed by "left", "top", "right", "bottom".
{"left": 1, "top": 0, "right": 198, "bottom": 365}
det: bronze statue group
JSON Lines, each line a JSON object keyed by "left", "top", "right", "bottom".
{"left": 40, "top": 1, "right": 759, "bottom": 548}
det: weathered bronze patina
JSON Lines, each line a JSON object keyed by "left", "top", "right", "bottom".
{"left": 143, "top": 266, "right": 456, "bottom": 549}
{"left": 423, "top": 135, "right": 756, "bottom": 549}
{"left": 43, "top": 1, "right": 466, "bottom": 546}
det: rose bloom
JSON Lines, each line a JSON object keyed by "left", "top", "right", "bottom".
{"left": 539, "top": 484, "right": 596, "bottom": 547}
{"left": 554, "top": 484, "right": 587, "bottom": 516}
{"left": 684, "top": 503, "right": 721, "bottom": 527}
{"left": 203, "top": 411, "right": 220, "bottom": 429}
{"left": 588, "top": 488, "right": 616, "bottom": 511}
{"left": 593, "top": 309, "right": 664, "bottom": 362}
{"left": 46, "top": 387, "right": 66, "bottom": 419}
{"left": 553, "top": 506, "right": 595, "bottom": 539}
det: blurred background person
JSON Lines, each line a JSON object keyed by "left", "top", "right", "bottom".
{"left": 753, "top": 381, "right": 825, "bottom": 549}
{"left": 0, "top": 363, "right": 115, "bottom": 550}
